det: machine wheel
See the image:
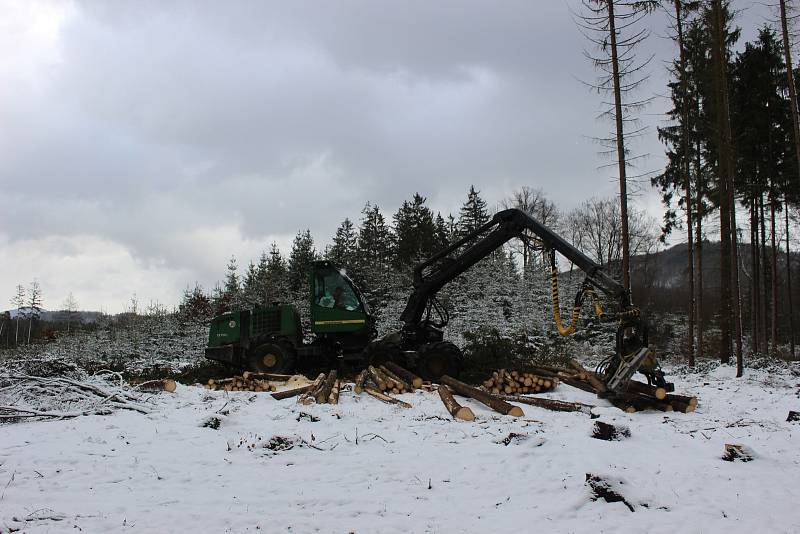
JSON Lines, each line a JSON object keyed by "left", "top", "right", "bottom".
{"left": 417, "top": 341, "right": 463, "bottom": 381}
{"left": 247, "top": 337, "right": 296, "bottom": 374}
{"left": 363, "top": 340, "right": 402, "bottom": 367}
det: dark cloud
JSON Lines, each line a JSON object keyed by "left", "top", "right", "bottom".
{"left": 0, "top": 0, "right": 771, "bottom": 311}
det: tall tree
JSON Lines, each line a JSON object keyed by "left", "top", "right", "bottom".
{"left": 328, "top": 218, "right": 358, "bottom": 268}
{"left": 26, "top": 280, "right": 43, "bottom": 344}
{"left": 63, "top": 292, "right": 78, "bottom": 334}
{"left": 288, "top": 229, "right": 316, "bottom": 293}
{"left": 393, "top": 193, "right": 437, "bottom": 270}
{"left": 654, "top": 0, "right": 700, "bottom": 364}
{"left": 578, "top": 0, "right": 659, "bottom": 294}
{"left": 10, "top": 284, "right": 25, "bottom": 346}
{"left": 457, "top": 185, "right": 490, "bottom": 237}
{"left": 221, "top": 255, "right": 241, "bottom": 312}
{"left": 265, "top": 243, "right": 289, "bottom": 304}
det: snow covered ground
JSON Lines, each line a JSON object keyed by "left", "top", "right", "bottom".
{"left": 1, "top": 362, "right": 799, "bottom": 533}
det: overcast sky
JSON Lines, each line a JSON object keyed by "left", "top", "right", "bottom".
{"left": 0, "top": 0, "right": 775, "bottom": 313}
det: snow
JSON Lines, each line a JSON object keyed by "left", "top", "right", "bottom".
{"left": 1, "top": 363, "right": 799, "bottom": 533}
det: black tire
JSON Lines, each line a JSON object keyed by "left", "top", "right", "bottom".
{"left": 247, "top": 337, "right": 296, "bottom": 374}
{"left": 417, "top": 341, "right": 463, "bottom": 381}
{"left": 363, "top": 340, "right": 402, "bottom": 368}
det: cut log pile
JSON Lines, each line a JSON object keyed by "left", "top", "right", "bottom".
{"left": 561, "top": 360, "right": 698, "bottom": 413}
{"left": 351, "top": 365, "right": 421, "bottom": 408}
{"left": 297, "top": 371, "right": 342, "bottom": 405}
{"left": 200, "top": 358, "right": 696, "bottom": 417}
{"left": 482, "top": 369, "right": 559, "bottom": 395}
{"left": 206, "top": 371, "right": 297, "bottom": 392}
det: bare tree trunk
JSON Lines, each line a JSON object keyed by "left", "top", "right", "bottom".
{"left": 711, "top": 0, "right": 732, "bottom": 364}
{"left": 780, "top": 0, "right": 800, "bottom": 188}
{"left": 786, "top": 203, "right": 796, "bottom": 357}
{"left": 607, "top": 0, "right": 631, "bottom": 294}
{"left": 760, "top": 193, "right": 769, "bottom": 350}
{"left": 751, "top": 199, "right": 760, "bottom": 354}
{"left": 770, "top": 195, "right": 779, "bottom": 354}
{"left": 732, "top": 204, "right": 744, "bottom": 375}
{"left": 695, "top": 124, "right": 704, "bottom": 359}
{"left": 675, "top": 0, "right": 694, "bottom": 363}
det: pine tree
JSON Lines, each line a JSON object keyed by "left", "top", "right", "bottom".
{"left": 393, "top": 193, "right": 437, "bottom": 270}
{"left": 265, "top": 243, "right": 289, "bottom": 304}
{"left": 288, "top": 229, "right": 316, "bottom": 293}
{"left": 222, "top": 255, "right": 241, "bottom": 312}
{"left": 255, "top": 252, "right": 270, "bottom": 305}
{"left": 457, "top": 185, "right": 490, "bottom": 237}
{"left": 242, "top": 261, "right": 259, "bottom": 307}
{"left": 26, "top": 280, "right": 43, "bottom": 344}
{"left": 63, "top": 292, "right": 78, "bottom": 334}
{"left": 328, "top": 218, "right": 358, "bottom": 268}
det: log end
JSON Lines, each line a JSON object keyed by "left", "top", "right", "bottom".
{"left": 507, "top": 406, "right": 524, "bottom": 417}
{"left": 455, "top": 407, "right": 475, "bottom": 422}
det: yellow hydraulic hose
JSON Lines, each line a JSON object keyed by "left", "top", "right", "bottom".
{"left": 550, "top": 266, "right": 581, "bottom": 336}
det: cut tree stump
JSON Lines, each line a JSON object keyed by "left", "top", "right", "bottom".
{"left": 438, "top": 385, "right": 475, "bottom": 421}
{"left": 441, "top": 375, "right": 523, "bottom": 417}
{"left": 500, "top": 394, "right": 594, "bottom": 415}
{"left": 384, "top": 361, "right": 423, "bottom": 389}
{"left": 591, "top": 421, "right": 631, "bottom": 441}
{"left": 271, "top": 385, "right": 311, "bottom": 401}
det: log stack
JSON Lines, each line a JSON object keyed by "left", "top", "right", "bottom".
{"left": 355, "top": 365, "right": 418, "bottom": 395}
{"left": 482, "top": 369, "right": 559, "bottom": 395}
{"left": 352, "top": 364, "right": 420, "bottom": 408}
{"left": 206, "top": 374, "right": 280, "bottom": 392}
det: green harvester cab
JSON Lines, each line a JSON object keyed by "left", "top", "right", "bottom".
{"left": 205, "top": 261, "right": 375, "bottom": 373}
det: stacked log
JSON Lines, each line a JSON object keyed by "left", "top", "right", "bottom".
{"left": 206, "top": 375, "right": 280, "bottom": 392}
{"left": 362, "top": 365, "right": 414, "bottom": 395}
{"left": 481, "top": 369, "right": 559, "bottom": 395}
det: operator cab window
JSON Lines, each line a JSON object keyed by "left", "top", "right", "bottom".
{"left": 315, "top": 267, "right": 362, "bottom": 312}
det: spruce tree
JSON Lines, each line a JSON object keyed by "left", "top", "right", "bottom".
{"left": 457, "top": 185, "right": 490, "bottom": 237}
{"left": 265, "top": 242, "right": 289, "bottom": 304}
{"left": 393, "top": 193, "right": 437, "bottom": 270}
{"left": 328, "top": 218, "right": 358, "bottom": 268}
{"left": 287, "top": 229, "right": 316, "bottom": 293}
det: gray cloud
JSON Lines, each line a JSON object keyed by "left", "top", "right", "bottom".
{"left": 0, "top": 0, "right": 772, "bottom": 311}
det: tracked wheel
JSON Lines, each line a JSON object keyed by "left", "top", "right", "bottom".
{"left": 363, "top": 340, "right": 402, "bottom": 368}
{"left": 417, "top": 341, "right": 463, "bottom": 381}
{"left": 247, "top": 337, "right": 296, "bottom": 374}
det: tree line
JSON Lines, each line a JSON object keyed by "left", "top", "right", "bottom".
{"left": 181, "top": 186, "right": 660, "bottom": 352}
{"left": 650, "top": 1, "right": 800, "bottom": 367}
